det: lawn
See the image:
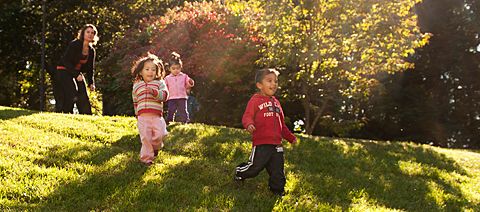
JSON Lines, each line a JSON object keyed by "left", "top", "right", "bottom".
{"left": 0, "top": 106, "right": 479, "bottom": 211}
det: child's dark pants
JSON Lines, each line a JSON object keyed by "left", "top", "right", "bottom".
{"left": 166, "top": 98, "right": 189, "bottom": 123}
{"left": 235, "top": 144, "right": 286, "bottom": 194}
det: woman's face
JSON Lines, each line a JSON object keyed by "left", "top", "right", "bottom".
{"left": 83, "top": 27, "right": 96, "bottom": 42}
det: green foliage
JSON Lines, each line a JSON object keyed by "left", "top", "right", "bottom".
{"left": 0, "top": 0, "right": 188, "bottom": 110}
{"left": 100, "top": 1, "right": 260, "bottom": 126}
{"left": 231, "top": 0, "right": 430, "bottom": 134}
{"left": 88, "top": 90, "right": 103, "bottom": 116}
{"left": 0, "top": 1, "right": 42, "bottom": 108}
{"left": 0, "top": 106, "right": 479, "bottom": 210}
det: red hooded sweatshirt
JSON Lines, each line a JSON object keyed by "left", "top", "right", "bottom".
{"left": 242, "top": 94, "right": 296, "bottom": 146}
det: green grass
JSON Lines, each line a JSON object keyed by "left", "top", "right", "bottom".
{"left": 0, "top": 106, "right": 479, "bottom": 211}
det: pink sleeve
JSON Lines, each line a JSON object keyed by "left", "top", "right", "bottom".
{"left": 164, "top": 76, "right": 171, "bottom": 90}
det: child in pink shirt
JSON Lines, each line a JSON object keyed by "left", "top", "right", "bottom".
{"left": 131, "top": 53, "right": 169, "bottom": 166}
{"left": 164, "top": 52, "right": 194, "bottom": 124}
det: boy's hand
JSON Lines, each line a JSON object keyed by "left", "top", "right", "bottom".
{"left": 246, "top": 124, "right": 256, "bottom": 134}
{"left": 291, "top": 138, "right": 298, "bottom": 144}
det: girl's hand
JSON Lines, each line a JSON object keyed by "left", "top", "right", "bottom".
{"left": 146, "top": 87, "right": 155, "bottom": 94}
{"left": 187, "top": 78, "right": 194, "bottom": 87}
{"left": 246, "top": 124, "right": 256, "bottom": 134}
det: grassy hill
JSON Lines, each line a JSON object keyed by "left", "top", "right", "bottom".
{"left": 0, "top": 106, "right": 479, "bottom": 211}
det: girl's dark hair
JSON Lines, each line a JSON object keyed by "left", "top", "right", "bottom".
{"left": 77, "top": 24, "right": 99, "bottom": 45}
{"left": 167, "top": 51, "right": 182, "bottom": 68}
{"left": 131, "top": 53, "right": 166, "bottom": 82}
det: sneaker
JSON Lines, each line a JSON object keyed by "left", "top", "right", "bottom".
{"left": 233, "top": 170, "right": 244, "bottom": 186}
{"left": 234, "top": 175, "right": 243, "bottom": 182}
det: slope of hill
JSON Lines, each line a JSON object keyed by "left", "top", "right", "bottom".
{"left": 0, "top": 106, "right": 479, "bottom": 211}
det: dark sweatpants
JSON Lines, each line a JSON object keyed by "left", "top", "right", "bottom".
{"left": 57, "top": 70, "right": 92, "bottom": 114}
{"left": 166, "top": 98, "right": 189, "bottom": 123}
{"left": 235, "top": 144, "right": 286, "bottom": 194}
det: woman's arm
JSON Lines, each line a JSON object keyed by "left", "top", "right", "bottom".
{"left": 85, "top": 47, "right": 96, "bottom": 87}
{"left": 61, "top": 40, "right": 81, "bottom": 77}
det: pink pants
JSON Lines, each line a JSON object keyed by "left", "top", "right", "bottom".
{"left": 137, "top": 116, "right": 168, "bottom": 163}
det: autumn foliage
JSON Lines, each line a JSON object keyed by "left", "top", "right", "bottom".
{"left": 100, "top": 1, "right": 260, "bottom": 125}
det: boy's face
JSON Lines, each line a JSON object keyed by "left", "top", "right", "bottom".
{"left": 140, "top": 60, "right": 157, "bottom": 83}
{"left": 256, "top": 73, "right": 278, "bottom": 96}
{"left": 169, "top": 64, "right": 181, "bottom": 76}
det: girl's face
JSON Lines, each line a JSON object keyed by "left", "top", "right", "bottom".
{"left": 140, "top": 60, "right": 158, "bottom": 83}
{"left": 83, "top": 27, "right": 96, "bottom": 43}
{"left": 169, "top": 64, "right": 181, "bottom": 76}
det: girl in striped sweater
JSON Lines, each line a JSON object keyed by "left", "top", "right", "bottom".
{"left": 131, "top": 53, "right": 169, "bottom": 166}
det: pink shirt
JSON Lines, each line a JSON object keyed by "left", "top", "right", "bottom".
{"left": 164, "top": 72, "right": 194, "bottom": 100}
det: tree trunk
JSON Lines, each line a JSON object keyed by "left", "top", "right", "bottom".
{"left": 301, "top": 81, "right": 329, "bottom": 135}
{"left": 305, "top": 99, "right": 328, "bottom": 135}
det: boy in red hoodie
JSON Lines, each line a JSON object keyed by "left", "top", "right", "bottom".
{"left": 234, "top": 68, "right": 297, "bottom": 196}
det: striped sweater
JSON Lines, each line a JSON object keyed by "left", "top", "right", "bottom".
{"left": 132, "top": 80, "right": 169, "bottom": 116}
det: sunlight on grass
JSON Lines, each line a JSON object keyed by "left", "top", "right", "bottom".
{"left": 102, "top": 153, "right": 133, "bottom": 173}
{"left": 348, "top": 189, "right": 399, "bottom": 212}
{"left": 398, "top": 160, "right": 424, "bottom": 176}
{"left": 218, "top": 141, "right": 251, "bottom": 161}
{"left": 426, "top": 181, "right": 449, "bottom": 209}
{"left": 1, "top": 106, "right": 479, "bottom": 211}
{"left": 143, "top": 154, "right": 192, "bottom": 184}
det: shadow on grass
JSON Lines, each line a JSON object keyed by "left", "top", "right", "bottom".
{"left": 118, "top": 157, "right": 280, "bottom": 211}
{"left": 0, "top": 108, "right": 37, "bottom": 120}
{"left": 33, "top": 134, "right": 139, "bottom": 168}
{"left": 34, "top": 133, "right": 144, "bottom": 211}
{"left": 287, "top": 136, "right": 475, "bottom": 211}
{"left": 135, "top": 123, "right": 280, "bottom": 211}
{"left": 22, "top": 122, "right": 473, "bottom": 210}
{"left": 32, "top": 124, "right": 278, "bottom": 211}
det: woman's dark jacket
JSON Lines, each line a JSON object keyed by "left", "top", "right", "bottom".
{"left": 58, "top": 39, "right": 95, "bottom": 86}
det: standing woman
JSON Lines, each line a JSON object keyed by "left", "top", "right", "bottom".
{"left": 56, "top": 24, "right": 98, "bottom": 114}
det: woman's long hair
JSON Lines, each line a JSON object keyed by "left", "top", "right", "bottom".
{"left": 77, "top": 24, "right": 99, "bottom": 45}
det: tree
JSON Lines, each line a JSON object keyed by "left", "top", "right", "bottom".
{"left": 232, "top": 0, "right": 430, "bottom": 134}
{"left": 0, "top": 0, "right": 187, "bottom": 111}
{"left": 100, "top": 1, "right": 260, "bottom": 126}
{"left": 362, "top": 0, "right": 480, "bottom": 148}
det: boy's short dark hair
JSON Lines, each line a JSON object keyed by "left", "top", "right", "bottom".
{"left": 255, "top": 68, "right": 280, "bottom": 83}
